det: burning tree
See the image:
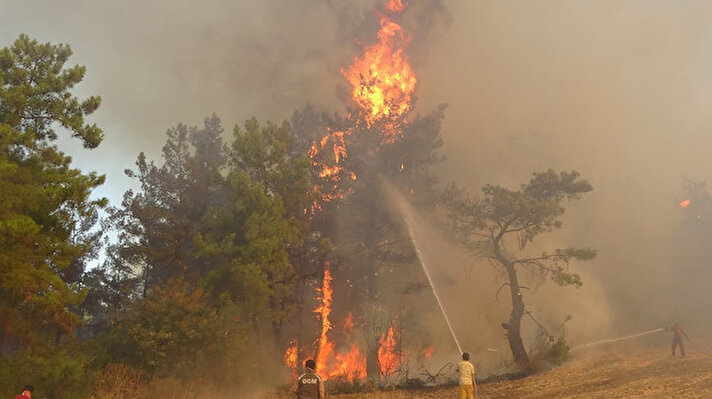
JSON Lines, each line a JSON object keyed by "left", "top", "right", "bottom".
{"left": 284, "top": 0, "right": 447, "bottom": 383}
{"left": 678, "top": 179, "right": 712, "bottom": 236}
{"left": 443, "top": 170, "right": 596, "bottom": 364}
{"left": 669, "top": 179, "right": 712, "bottom": 323}
{"left": 288, "top": 102, "right": 446, "bottom": 382}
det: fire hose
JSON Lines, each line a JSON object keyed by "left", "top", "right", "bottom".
{"left": 570, "top": 328, "right": 665, "bottom": 352}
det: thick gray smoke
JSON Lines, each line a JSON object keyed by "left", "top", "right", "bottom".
{"left": 2, "top": 0, "right": 711, "bottom": 366}
{"left": 416, "top": 0, "right": 712, "bottom": 340}
{"left": 0, "top": 0, "right": 448, "bottom": 200}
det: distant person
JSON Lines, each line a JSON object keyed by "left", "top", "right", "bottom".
{"left": 456, "top": 352, "right": 479, "bottom": 399}
{"left": 667, "top": 322, "right": 690, "bottom": 356}
{"left": 14, "top": 385, "right": 32, "bottom": 399}
{"left": 295, "top": 359, "right": 325, "bottom": 399}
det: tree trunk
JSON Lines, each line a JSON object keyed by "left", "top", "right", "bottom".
{"left": 295, "top": 280, "right": 306, "bottom": 371}
{"left": 503, "top": 261, "right": 529, "bottom": 364}
{"left": 363, "top": 192, "right": 384, "bottom": 383}
{"left": 0, "top": 321, "right": 4, "bottom": 358}
{"left": 365, "top": 248, "right": 382, "bottom": 382}
{"left": 271, "top": 311, "right": 283, "bottom": 345}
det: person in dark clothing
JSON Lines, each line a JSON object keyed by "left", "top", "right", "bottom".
{"left": 295, "top": 359, "right": 325, "bottom": 399}
{"left": 14, "top": 385, "right": 33, "bottom": 399}
{"left": 667, "top": 322, "right": 690, "bottom": 356}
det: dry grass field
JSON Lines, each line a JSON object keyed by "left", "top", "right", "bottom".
{"left": 263, "top": 346, "right": 712, "bottom": 399}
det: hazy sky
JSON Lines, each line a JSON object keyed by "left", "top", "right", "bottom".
{"left": 3, "top": 0, "right": 712, "bottom": 337}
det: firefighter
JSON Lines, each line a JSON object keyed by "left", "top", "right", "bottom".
{"left": 666, "top": 322, "right": 690, "bottom": 356}
{"left": 295, "top": 359, "right": 325, "bottom": 399}
{"left": 456, "top": 352, "right": 479, "bottom": 399}
{"left": 14, "top": 385, "right": 33, "bottom": 399}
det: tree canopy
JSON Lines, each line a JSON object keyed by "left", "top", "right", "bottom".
{"left": 444, "top": 169, "right": 596, "bottom": 364}
{"left": 0, "top": 34, "right": 105, "bottom": 357}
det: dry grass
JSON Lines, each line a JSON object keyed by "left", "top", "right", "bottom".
{"left": 91, "top": 363, "right": 145, "bottom": 399}
{"left": 94, "top": 346, "right": 712, "bottom": 399}
{"left": 262, "top": 346, "right": 712, "bottom": 399}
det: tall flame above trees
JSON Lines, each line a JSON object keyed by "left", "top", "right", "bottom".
{"left": 341, "top": 0, "right": 416, "bottom": 142}
{"left": 306, "top": 0, "right": 417, "bottom": 212}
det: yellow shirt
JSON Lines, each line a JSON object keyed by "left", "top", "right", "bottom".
{"left": 458, "top": 360, "right": 475, "bottom": 385}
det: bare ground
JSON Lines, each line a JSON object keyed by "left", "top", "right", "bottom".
{"left": 284, "top": 347, "right": 712, "bottom": 399}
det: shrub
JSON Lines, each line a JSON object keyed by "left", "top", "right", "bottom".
{"left": 0, "top": 345, "right": 91, "bottom": 399}
{"left": 91, "top": 363, "right": 145, "bottom": 399}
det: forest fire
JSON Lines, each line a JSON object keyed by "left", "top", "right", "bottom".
{"left": 284, "top": 340, "right": 298, "bottom": 377}
{"left": 314, "top": 263, "right": 334, "bottom": 374}
{"left": 313, "top": 263, "right": 367, "bottom": 379}
{"left": 289, "top": 0, "right": 417, "bottom": 382}
{"left": 341, "top": 0, "right": 416, "bottom": 141}
{"left": 378, "top": 324, "right": 402, "bottom": 377}
{"left": 307, "top": 128, "right": 356, "bottom": 210}
{"left": 423, "top": 345, "right": 435, "bottom": 360}
{"left": 306, "top": 0, "right": 416, "bottom": 212}
{"left": 680, "top": 199, "right": 691, "bottom": 208}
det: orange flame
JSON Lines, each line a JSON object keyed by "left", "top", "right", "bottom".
{"left": 680, "top": 199, "right": 691, "bottom": 208}
{"left": 307, "top": 0, "right": 416, "bottom": 213}
{"left": 378, "top": 324, "right": 401, "bottom": 376}
{"left": 327, "top": 312, "right": 366, "bottom": 379}
{"left": 328, "top": 343, "right": 367, "bottom": 380}
{"left": 314, "top": 270, "right": 367, "bottom": 380}
{"left": 327, "top": 312, "right": 366, "bottom": 380}
{"left": 385, "top": 0, "right": 405, "bottom": 13}
{"left": 293, "top": 1, "right": 418, "bottom": 380}
{"left": 314, "top": 260, "right": 334, "bottom": 372}
{"left": 307, "top": 127, "right": 358, "bottom": 212}
{"left": 341, "top": 1, "right": 415, "bottom": 141}
{"left": 315, "top": 263, "right": 334, "bottom": 374}
{"left": 284, "top": 340, "right": 299, "bottom": 377}
{"left": 422, "top": 346, "right": 434, "bottom": 360}
{"left": 309, "top": 129, "right": 351, "bottom": 180}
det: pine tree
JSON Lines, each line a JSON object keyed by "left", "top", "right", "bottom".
{"left": 0, "top": 35, "right": 105, "bottom": 355}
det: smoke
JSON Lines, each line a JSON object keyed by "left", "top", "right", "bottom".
{"left": 0, "top": 0, "right": 450, "bottom": 200}
{"left": 384, "top": 183, "right": 612, "bottom": 375}
{"left": 3, "top": 0, "right": 712, "bottom": 383}
{"left": 415, "top": 0, "right": 712, "bottom": 338}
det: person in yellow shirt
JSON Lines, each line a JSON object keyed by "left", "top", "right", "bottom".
{"left": 456, "top": 352, "right": 479, "bottom": 399}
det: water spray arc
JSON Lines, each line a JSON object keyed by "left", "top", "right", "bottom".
{"left": 570, "top": 328, "right": 665, "bottom": 352}
{"left": 384, "top": 183, "right": 464, "bottom": 355}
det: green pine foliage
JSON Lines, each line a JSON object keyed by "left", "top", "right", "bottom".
{"left": 89, "top": 115, "right": 315, "bottom": 393}
{"left": 0, "top": 345, "right": 92, "bottom": 399}
{"left": 0, "top": 34, "right": 105, "bottom": 397}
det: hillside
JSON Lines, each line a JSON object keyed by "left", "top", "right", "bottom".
{"left": 302, "top": 347, "right": 712, "bottom": 398}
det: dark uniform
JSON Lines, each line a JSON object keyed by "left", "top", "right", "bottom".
{"left": 669, "top": 322, "right": 689, "bottom": 356}
{"left": 296, "top": 368, "right": 323, "bottom": 399}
